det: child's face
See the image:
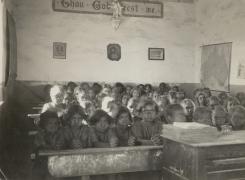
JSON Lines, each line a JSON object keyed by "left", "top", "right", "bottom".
{"left": 142, "top": 105, "right": 157, "bottom": 122}
{"left": 198, "top": 94, "right": 206, "bottom": 105}
{"left": 172, "top": 110, "right": 186, "bottom": 122}
{"left": 95, "top": 116, "right": 110, "bottom": 132}
{"left": 102, "top": 87, "right": 111, "bottom": 96}
{"left": 63, "top": 94, "right": 72, "bottom": 105}
{"left": 227, "top": 101, "right": 237, "bottom": 112}
{"left": 118, "top": 112, "right": 131, "bottom": 127}
{"left": 77, "top": 93, "right": 89, "bottom": 107}
{"left": 132, "top": 90, "right": 140, "bottom": 99}
{"left": 184, "top": 102, "right": 194, "bottom": 116}
{"left": 145, "top": 86, "right": 151, "bottom": 93}
{"left": 71, "top": 113, "right": 83, "bottom": 128}
{"left": 209, "top": 99, "right": 219, "bottom": 110}
{"left": 45, "top": 118, "right": 59, "bottom": 134}
{"left": 122, "top": 95, "right": 129, "bottom": 106}
{"left": 126, "top": 86, "right": 132, "bottom": 95}
{"left": 169, "top": 93, "right": 177, "bottom": 104}
{"left": 153, "top": 92, "right": 159, "bottom": 101}
{"left": 88, "top": 89, "right": 96, "bottom": 99}
{"left": 86, "top": 105, "right": 96, "bottom": 118}
{"left": 51, "top": 92, "right": 64, "bottom": 105}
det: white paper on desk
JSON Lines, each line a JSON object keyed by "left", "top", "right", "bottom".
{"left": 172, "top": 122, "right": 212, "bottom": 129}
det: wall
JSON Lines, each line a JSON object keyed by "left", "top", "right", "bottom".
{"left": 196, "top": 0, "right": 245, "bottom": 92}
{"left": 0, "top": 0, "right": 5, "bottom": 101}
{"left": 12, "top": 0, "right": 197, "bottom": 84}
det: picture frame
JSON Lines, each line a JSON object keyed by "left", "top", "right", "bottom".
{"left": 53, "top": 42, "right": 66, "bottom": 59}
{"left": 148, "top": 48, "right": 165, "bottom": 60}
{"left": 107, "top": 44, "right": 121, "bottom": 61}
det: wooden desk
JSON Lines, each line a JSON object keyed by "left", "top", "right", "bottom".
{"left": 161, "top": 131, "right": 245, "bottom": 180}
{"left": 39, "top": 146, "right": 163, "bottom": 178}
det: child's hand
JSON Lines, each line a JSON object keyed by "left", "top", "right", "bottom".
{"left": 151, "top": 136, "right": 162, "bottom": 145}
{"left": 110, "top": 138, "right": 118, "bottom": 148}
{"left": 128, "top": 136, "right": 136, "bottom": 146}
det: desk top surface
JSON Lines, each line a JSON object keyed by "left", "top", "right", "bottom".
{"left": 161, "top": 130, "right": 245, "bottom": 147}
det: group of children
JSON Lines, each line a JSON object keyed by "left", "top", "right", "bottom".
{"left": 34, "top": 82, "right": 245, "bottom": 152}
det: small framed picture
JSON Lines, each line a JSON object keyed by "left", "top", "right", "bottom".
{"left": 107, "top": 44, "right": 121, "bottom": 61}
{"left": 53, "top": 42, "right": 66, "bottom": 59}
{"left": 148, "top": 48, "right": 165, "bottom": 60}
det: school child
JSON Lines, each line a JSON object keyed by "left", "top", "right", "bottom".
{"left": 33, "top": 111, "right": 67, "bottom": 180}
{"left": 35, "top": 111, "right": 67, "bottom": 150}
{"left": 193, "top": 107, "right": 212, "bottom": 126}
{"left": 176, "top": 91, "right": 185, "bottom": 104}
{"left": 121, "top": 93, "right": 130, "bottom": 107}
{"left": 92, "top": 82, "right": 103, "bottom": 96}
{"left": 229, "top": 105, "right": 245, "bottom": 130}
{"left": 115, "top": 107, "right": 138, "bottom": 146}
{"left": 127, "top": 87, "right": 140, "bottom": 114}
{"left": 203, "top": 87, "right": 212, "bottom": 98}
{"left": 165, "top": 104, "right": 187, "bottom": 123}
{"left": 180, "top": 99, "right": 195, "bottom": 122}
{"left": 125, "top": 85, "right": 133, "bottom": 96}
{"left": 41, "top": 85, "right": 66, "bottom": 118}
{"left": 63, "top": 105, "right": 95, "bottom": 149}
{"left": 171, "top": 85, "right": 179, "bottom": 92}
{"left": 195, "top": 91, "right": 208, "bottom": 107}
{"left": 208, "top": 96, "right": 220, "bottom": 110}
{"left": 158, "top": 82, "right": 170, "bottom": 95}
{"left": 81, "top": 82, "right": 90, "bottom": 94}
{"left": 218, "top": 91, "right": 228, "bottom": 106}
{"left": 168, "top": 90, "right": 178, "bottom": 104}
{"left": 84, "top": 102, "right": 97, "bottom": 121}
{"left": 89, "top": 110, "right": 118, "bottom": 148}
{"left": 63, "top": 92, "right": 76, "bottom": 108}
{"left": 144, "top": 84, "right": 153, "bottom": 97}
{"left": 76, "top": 87, "right": 91, "bottom": 109}
{"left": 107, "top": 101, "right": 121, "bottom": 120}
{"left": 113, "top": 82, "right": 126, "bottom": 95}
{"left": 66, "top": 81, "right": 78, "bottom": 95}
{"left": 226, "top": 96, "right": 240, "bottom": 113}
{"left": 152, "top": 90, "right": 160, "bottom": 104}
{"left": 211, "top": 105, "right": 228, "bottom": 131}
{"left": 131, "top": 100, "right": 163, "bottom": 145}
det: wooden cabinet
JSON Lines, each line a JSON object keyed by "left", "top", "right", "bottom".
{"left": 161, "top": 131, "right": 245, "bottom": 180}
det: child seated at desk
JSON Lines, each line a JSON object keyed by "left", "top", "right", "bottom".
{"left": 33, "top": 111, "right": 67, "bottom": 180}
{"left": 180, "top": 99, "right": 195, "bottom": 122}
{"left": 41, "top": 85, "right": 66, "bottom": 118}
{"left": 63, "top": 105, "right": 95, "bottom": 149}
{"left": 211, "top": 105, "right": 228, "bottom": 131}
{"left": 165, "top": 104, "right": 187, "bottom": 124}
{"left": 193, "top": 107, "right": 212, "bottom": 126}
{"left": 132, "top": 100, "right": 163, "bottom": 146}
{"left": 229, "top": 105, "right": 245, "bottom": 130}
{"left": 89, "top": 110, "right": 118, "bottom": 148}
{"left": 35, "top": 111, "right": 67, "bottom": 150}
{"left": 115, "top": 107, "right": 138, "bottom": 146}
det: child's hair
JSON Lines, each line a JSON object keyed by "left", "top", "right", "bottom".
{"left": 50, "top": 85, "right": 65, "bottom": 97}
{"left": 180, "top": 98, "right": 196, "bottom": 111}
{"left": 165, "top": 104, "right": 184, "bottom": 123}
{"left": 218, "top": 92, "right": 228, "bottom": 105}
{"left": 39, "top": 111, "right": 59, "bottom": 129}
{"left": 67, "top": 81, "right": 77, "bottom": 89}
{"left": 92, "top": 83, "right": 103, "bottom": 95}
{"left": 229, "top": 105, "right": 245, "bottom": 130}
{"left": 203, "top": 87, "right": 212, "bottom": 97}
{"left": 115, "top": 106, "right": 132, "bottom": 123}
{"left": 140, "top": 99, "right": 159, "bottom": 113}
{"left": 89, "top": 110, "right": 113, "bottom": 125}
{"left": 114, "top": 82, "right": 126, "bottom": 94}
{"left": 64, "top": 105, "right": 86, "bottom": 123}
{"left": 208, "top": 96, "right": 220, "bottom": 109}
{"left": 158, "top": 82, "right": 170, "bottom": 93}
{"left": 193, "top": 107, "right": 212, "bottom": 126}
{"left": 144, "top": 84, "right": 153, "bottom": 91}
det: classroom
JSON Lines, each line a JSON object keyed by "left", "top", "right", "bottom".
{"left": 0, "top": 0, "right": 245, "bottom": 179}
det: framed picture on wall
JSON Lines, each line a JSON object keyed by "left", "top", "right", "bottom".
{"left": 148, "top": 48, "right": 165, "bottom": 60}
{"left": 107, "top": 44, "right": 121, "bottom": 61}
{"left": 53, "top": 42, "right": 66, "bottom": 59}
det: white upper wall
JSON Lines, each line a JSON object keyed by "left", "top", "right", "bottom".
{"left": 196, "top": 0, "right": 245, "bottom": 86}
{"left": 12, "top": 0, "right": 197, "bottom": 84}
